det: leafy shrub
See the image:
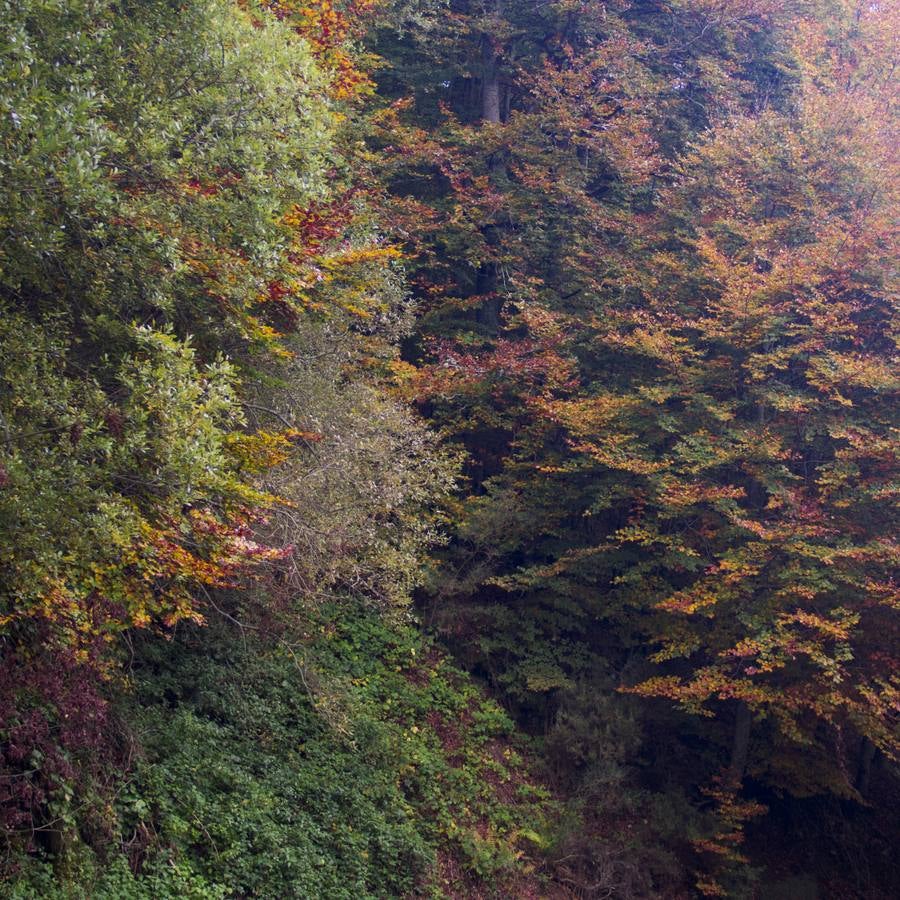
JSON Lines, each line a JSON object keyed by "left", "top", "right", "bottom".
{"left": 7, "top": 604, "right": 556, "bottom": 898}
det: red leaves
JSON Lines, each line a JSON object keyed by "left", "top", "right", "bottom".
{"left": 103, "top": 408, "right": 125, "bottom": 441}
{"left": 0, "top": 642, "right": 115, "bottom": 848}
{"left": 145, "top": 507, "right": 293, "bottom": 601}
{"left": 184, "top": 169, "right": 241, "bottom": 197}
{"left": 283, "top": 193, "right": 356, "bottom": 256}
{"left": 692, "top": 775, "right": 767, "bottom": 896}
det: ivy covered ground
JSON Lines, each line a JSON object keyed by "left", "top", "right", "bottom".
{"left": 8, "top": 604, "right": 562, "bottom": 899}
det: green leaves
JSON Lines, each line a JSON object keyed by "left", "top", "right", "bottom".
{"left": 9, "top": 608, "right": 555, "bottom": 898}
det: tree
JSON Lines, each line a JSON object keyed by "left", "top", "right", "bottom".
{"left": 0, "top": 0, "right": 449, "bottom": 859}
{"left": 620, "top": 0, "right": 899, "bottom": 789}
{"left": 374, "top": 0, "right": 898, "bottom": 889}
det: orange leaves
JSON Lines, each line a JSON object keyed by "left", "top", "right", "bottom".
{"left": 605, "top": 319, "right": 699, "bottom": 368}
{"left": 263, "top": 0, "right": 379, "bottom": 98}
{"left": 143, "top": 524, "right": 233, "bottom": 591}
{"left": 415, "top": 329, "right": 576, "bottom": 408}
{"left": 522, "top": 36, "right": 659, "bottom": 184}
{"left": 692, "top": 776, "right": 767, "bottom": 897}
{"left": 283, "top": 195, "right": 356, "bottom": 254}
{"left": 568, "top": 436, "right": 667, "bottom": 476}
{"left": 278, "top": 194, "right": 405, "bottom": 321}
{"left": 639, "top": 595, "right": 869, "bottom": 722}
{"left": 183, "top": 170, "right": 241, "bottom": 198}
{"left": 139, "top": 509, "right": 293, "bottom": 626}
{"left": 625, "top": 668, "right": 742, "bottom": 713}
{"left": 368, "top": 0, "right": 898, "bottom": 829}
{"left": 658, "top": 480, "right": 746, "bottom": 508}
{"left": 807, "top": 350, "right": 900, "bottom": 396}
{"left": 320, "top": 244, "right": 402, "bottom": 270}
{"left": 8, "top": 503, "right": 294, "bottom": 660}
{"left": 657, "top": 586, "right": 726, "bottom": 617}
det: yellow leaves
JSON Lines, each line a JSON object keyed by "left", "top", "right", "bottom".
{"left": 649, "top": 624, "right": 702, "bottom": 663}
{"left": 141, "top": 523, "right": 227, "bottom": 587}
{"left": 235, "top": 314, "right": 292, "bottom": 355}
{"left": 570, "top": 438, "right": 667, "bottom": 475}
{"left": 636, "top": 384, "right": 678, "bottom": 404}
{"left": 829, "top": 425, "right": 899, "bottom": 459}
{"left": 131, "top": 609, "right": 152, "bottom": 629}
{"left": 35, "top": 583, "right": 81, "bottom": 626}
{"left": 623, "top": 674, "right": 719, "bottom": 715}
{"left": 387, "top": 359, "right": 417, "bottom": 381}
{"left": 614, "top": 524, "right": 699, "bottom": 559}
{"left": 778, "top": 609, "right": 857, "bottom": 642}
{"left": 548, "top": 392, "right": 631, "bottom": 427}
{"left": 608, "top": 322, "right": 696, "bottom": 367}
{"left": 807, "top": 350, "right": 900, "bottom": 395}
{"left": 764, "top": 388, "right": 811, "bottom": 414}
{"left": 714, "top": 555, "right": 762, "bottom": 584}
{"left": 260, "top": 0, "right": 378, "bottom": 100}
{"left": 672, "top": 429, "right": 746, "bottom": 474}
{"left": 631, "top": 664, "right": 781, "bottom": 717}
{"left": 614, "top": 525, "right": 657, "bottom": 545}
{"left": 368, "top": 96, "right": 413, "bottom": 130}
{"left": 658, "top": 479, "right": 746, "bottom": 508}
{"left": 319, "top": 245, "right": 403, "bottom": 271}
{"left": 657, "top": 585, "right": 720, "bottom": 616}
{"left": 226, "top": 428, "right": 321, "bottom": 473}
{"left": 545, "top": 392, "right": 671, "bottom": 474}
{"left": 655, "top": 539, "right": 763, "bottom": 624}
{"left": 282, "top": 243, "right": 404, "bottom": 320}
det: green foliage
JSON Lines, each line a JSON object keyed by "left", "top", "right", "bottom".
{"left": 0, "top": 316, "right": 253, "bottom": 643}
{"left": 0, "top": 0, "right": 338, "bottom": 657}
{"left": 372, "top": 0, "right": 900, "bottom": 892}
{"left": 8, "top": 856, "right": 225, "bottom": 900}
{"left": 254, "top": 316, "right": 462, "bottom": 611}
{"left": 0, "top": 1, "right": 469, "bottom": 890}
{"left": 3, "top": 0, "right": 898, "bottom": 896}
{"left": 8, "top": 606, "right": 555, "bottom": 898}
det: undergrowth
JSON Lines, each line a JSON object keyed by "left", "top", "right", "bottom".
{"left": 7, "top": 602, "right": 557, "bottom": 899}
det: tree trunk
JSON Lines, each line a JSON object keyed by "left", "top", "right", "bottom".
{"left": 855, "top": 736, "right": 877, "bottom": 797}
{"left": 475, "top": 222, "right": 501, "bottom": 332}
{"left": 728, "top": 701, "right": 752, "bottom": 786}
{"left": 481, "top": 35, "right": 501, "bottom": 124}
{"left": 475, "top": 32, "right": 504, "bottom": 331}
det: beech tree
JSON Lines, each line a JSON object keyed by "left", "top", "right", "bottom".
{"left": 1, "top": 0, "right": 896, "bottom": 894}
{"left": 621, "top": 0, "right": 899, "bottom": 786}
{"left": 373, "top": 1, "right": 897, "bottom": 889}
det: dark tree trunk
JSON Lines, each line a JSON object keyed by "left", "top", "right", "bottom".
{"left": 855, "top": 736, "right": 877, "bottom": 797}
{"left": 729, "top": 701, "right": 752, "bottom": 786}
{"left": 475, "top": 222, "right": 501, "bottom": 332}
{"left": 475, "top": 31, "right": 504, "bottom": 332}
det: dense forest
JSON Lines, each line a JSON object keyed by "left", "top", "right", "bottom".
{"left": 0, "top": 1, "right": 896, "bottom": 897}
